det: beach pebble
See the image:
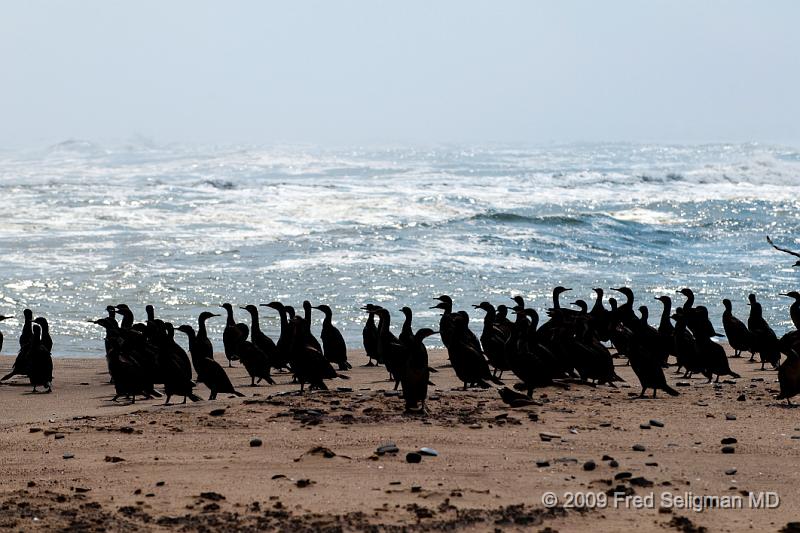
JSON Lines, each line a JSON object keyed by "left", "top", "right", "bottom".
{"left": 406, "top": 452, "right": 422, "bottom": 464}
{"left": 583, "top": 460, "right": 596, "bottom": 471}
{"left": 377, "top": 442, "right": 399, "bottom": 455}
{"left": 614, "top": 472, "right": 632, "bottom": 480}
{"left": 555, "top": 457, "right": 578, "bottom": 464}
{"left": 721, "top": 437, "right": 738, "bottom": 445}
{"left": 632, "top": 444, "right": 646, "bottom": 452}
{"left": 725, "top": 468, "right": 738, "bottom": 475}
{"left": 639, "top": 424, "right": 651, "bottom": 430}
{"left": 629, "top": 477, "right": 654, "bottom": 487}
{"left": 54, "top": 433, "right": 65, "bottom": 439}
{"left": 736, "top": 394, "right": 746, "bottom": 401}
{"left": 536, "top": 460, "right": 550, "bottom": 467}
{"left": 336, "top": 387, "right": 352, "bottom": 392}
{"left": 209, "top": 408, "right": 226, "bottom": 417}
{"left": 296, "top": 479, "right": 312, "bottom": 488}
{"left": 649, "top": 419, "right": 665, "bottom": 428}
{"left": 156, "top": 481, "right": 165, "bottom": 487}
{"left": 725, "top": 414, "right": 737, "bottom": 421}
{"left": 63, "top": 453, "right": 74, "bottom": 460}
{"left": 249, "top": 438, "right": 263, "bottom": 447}
{"left": 609, "top": 460, "right": 619, "bottom": 468}
{"left": 411, "top": 485, "right": 422, "bottom": 493}
{"left": 722, "top": 446, "right": 735, "bottom": 454}
{"left": 104, "top": 455, "right": 125, "bottom": 463}
{"left": 539, "top": 432, "right": 561, "bottom": 442}
{"left": 418, "top": 447, "right": 438, "bottom": 457}
{"left": 602, "top": 455, "right": 613, "bottom": 461}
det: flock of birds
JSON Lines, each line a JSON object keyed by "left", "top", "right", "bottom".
{"left": 1, "top": 283, "right": 800, "bottom": 411}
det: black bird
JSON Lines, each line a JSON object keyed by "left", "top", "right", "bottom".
{"left": 473, "top": 302, "right": 510, "bottom": 376}
{"left": 777, "top": 292, "right": 800, "bottom": 359}
{"left": 114, "top": 304, "right": 135, "bottom": 329}
{"left": 781, "top": 291, "right": 800, "bottom": 330}
{"left": 776, "top": 350, "right": 800, "bottom": 406}
{"left": 747, "top": 293, "right": 780, "bottom": 370}
{"left": 0, "top": 314, "right": 12, "bottom": 354}
{"left": 1, "top": 309, "right": 34, "bottom": 381}
{"left": 240, "top": 304, "right": 279, "bottom": 369}
{"left": 400, "top": 328, "right": 437, "bottom": 413}
{"left": 399, "top": 306, "right": 415, "bottom": 347}
{"left": 589, "top": 288, "right": 611, "bottom": 341}
{"left": 654, "top": 296, "right": 676, "bottom": 362}
{"left": 373, "top": 307, "right": 404, "bottom": 387}
{"left": 313, "top": 304, "right": 351, "bottom": 370}
{"left": 722, "top": 299, "right": 752, "bottom": 358}
{"left": 195, "top": 311, "right": 220, "bottom": 363}
{"left": 447, "top": 312, "right": 502, "bottom": 390}
{"left": 301, "top": 301, "right": 323, "bottom": 354}
{"left": 90, "top": 317, "right": 159, "bottom": 403}
{"left": 289, "top": 316, "right": 348, "bottom": 391}
{"left": 19, "top": 308, "right": 34, "bottom": 349}
{"left": 236, "top": 329, "right": 276, "bottom": 387}
{"left": 767, "top": 235, "right": 800, "bottom": 267}
{"left": 671, "top": 311, "right": 709, "bottom": 379}
{"left": 220, "top": 303, "right": 243, "bottom": 367}
{"left": 506, "top": 308, "right": 561, "bottom": 396}
{"left": 261, "top": 302, "right": 293, "bottom": 371}
{"left": 361, "top": 304, "right": 380, "bottom": 366}
{"left": 176, "top": 324, "right": 244, "bottom": 400}
{"left": 27, "top": 324, "right": 53, "bottom": 393}
{"left": 627, "top": 340, "right": 680, "bottom": 399}
{"left": 692, "top": 306, "right": 740, "bottom": 382}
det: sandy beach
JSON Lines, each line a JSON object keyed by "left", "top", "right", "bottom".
{"left": 0, "top": 349, "right": 798, "bottom": 532}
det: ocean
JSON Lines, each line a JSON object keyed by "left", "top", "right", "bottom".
{"left": 0, "top": 140, "right": 798, "bottom": 357}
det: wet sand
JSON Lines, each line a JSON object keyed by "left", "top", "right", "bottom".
{"left": 0, "top": 349, "right": 798, "bottom": 532}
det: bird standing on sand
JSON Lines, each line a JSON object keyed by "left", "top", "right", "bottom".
{"left": 28, "top": 324, "right": 53, "bottom": 393}
{"left": 177, "top": 323, "right": 244, "bottom": 400}
{"left": 313, "top": 304, "right": 351, "bottom": 370}
{"left": 220, "top": 303, "right": 243, "bottom": 367}
{"left": 361, "top": 304, "right": 380, "bottom": 366}
{"left": 722, "top": 298, "right": 752, "bottom": 358}
{"left": 400, "top": 328, "right": 437, "bottom": 413}
{"left": 1, "top": 309, "right": 35, "bottom": 382}
{"left": 747, "top": 293, "right": 780, "bottom": 370}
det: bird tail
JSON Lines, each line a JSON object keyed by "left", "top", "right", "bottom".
{"left": 662, "top": 385, "right": 680, "bottom": 396}
{"left": 336, "top": 373, "right": 351, "bottom": 380}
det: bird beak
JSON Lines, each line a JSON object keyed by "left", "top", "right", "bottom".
{"left": 471, "top": 304, "right": 480, "bottom": 308}
{"left": 210, "top": 313, "right": 220, "bottom": 317}
{"left": 239, "top": 306, "right": 248, "bottom": 310}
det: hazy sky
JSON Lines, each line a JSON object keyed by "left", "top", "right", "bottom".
{"left": 1, "top": 1, "right": 798, "bottom": 146}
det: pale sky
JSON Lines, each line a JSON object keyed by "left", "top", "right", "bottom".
{"left": 1, "top": 1, "right": 798, "bottom": 147}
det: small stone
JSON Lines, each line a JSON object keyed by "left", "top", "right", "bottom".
{"left": 555, "top": 457, "right": 578, "bottom": 464}
{"left": 649, "top": 419, "right": 665, "bottom": 428}
{"left": 336, "top": 387, "right": 352, "bottom": 392}
{"left": 63, "top": 453, "right": 74, "bottom": 460}
{"left": 569, "top": 428, "right": 578, "bottom": 435}
{"left": 199, "top": 491, "right": 225, "bottom": 501}
{"left": 629, "top": 476, "right": 654, "bottom": 487}
{"left": 535, "top": 460, "right": 550, "bottom": 467}
{"left": 639, "top": 424, "right": 651, "bottom": 430}
{"left": 614, "top": 472, "right": 632, "bottom": 480}
{"left": 156, "top": 481, "right": 165, "bottom": 487}
{"left": 632, "top": 444, "right": 646, "bottom": 452}
{"left": 676, "top": 381, "right": 691, "bottom": 387}
{"left": 721, "top": 446, "right": 735, "bottom": 454}
{"left": 721, "top": 437, "right": 738, "bottom": 445}
{"left": 296, "top": 479, "right": 312, "bottom": 488}
{"left": 609, "top": 460, "right": 619, "bottom": 468}
{"left": 468, "top": 423, "right": 482, "bottom": 429}
{"left": 27, "top": 481, "right": 36, "bottom": 487}
{"left": 209, "top": 409, "right": 226, "bottom": 417}
{"left": 539, "top": 432, "right": 561, "bottom": 442}
{"left": 602, "top": 455, "right": 613, "bottom": 461}
{"left": 29, "top": 427, "right": 42, "bottom": 433}
{"left": 736, "top": 394, "right": 746, "bottom": 401}
{"left": 725, "top": 414, "right": 737, "bottom": 421}
{"left": 54, "top": 433, "right": 65, "bottom": 439}
{"left": 406, "top": 452, "right": 422, "bottom": 464}
{"left": 249, "top": 438, "right": 263, "bottom": 447}
{"left": 418, "top": 447, "right": 438, "bottom": 457}
{"left": 725, "top": 468, "right": 738, "bottom": 475}
{"left": 645, "top": 462, "right": 659, "bottom": 467}
{"left": 377, "top": 442, "right": 399, "bottom": 455}
{"left": 583, "top": 460, "right": 596, "bottom": 471}
{"left": 411, "top": 485, "right": 422, "bottom": 493}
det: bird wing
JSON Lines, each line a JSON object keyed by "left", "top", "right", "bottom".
{"left": 767, "top": 235, "right": 800, "bottom": 259}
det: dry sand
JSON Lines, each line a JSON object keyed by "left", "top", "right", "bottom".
{"left": 0, "top": 348, "right": 799, "bottom": 532}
